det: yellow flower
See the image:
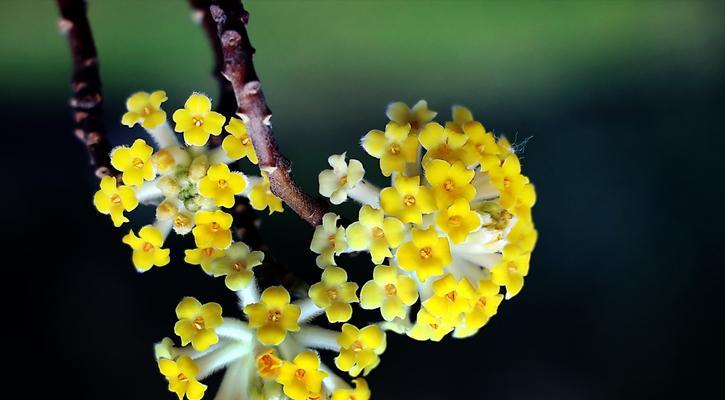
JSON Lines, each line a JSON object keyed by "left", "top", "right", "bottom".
{"left": 422, "top": 274, "right": 476, "bottom": 325}
{"left": 122, "top": 225, "right": 170, "bottom": 271}
{"left": 361, "top": 122, "right": 417, "bottom": 176}
{"left": 461, "top": 121, "right": 500, "bottom": 170}
{"left": 158, "top": 356, "right": 207, "bottom": 400}
{"left": 463, "top": 279, "right": 503, "bottom": 331}
{"left": 396, "top": 227, "right": 451, "bottom": 281}
{"left": 386, "top": 100, "right": 437, "bottom": 132}
{"left": 346, "top": 205, "right": 405, "bottom": 264}
{"left": 93, "top": 175, "right": 138, "bottom": 227}
{"left": 110, "top": 139, "right": 155, "bottom": 187}
{"left": 488, "top": 153, "right": 530, "bottom": 210}
{"left": 192, "top": 210, "right": 233, "bottom": 249}
{"left": 310, "top": 213, "right": 347, "bottom": 268}
{"left": 173, "top": 297, "right": 223, "bottom": 351}
{"left": 507, "top": 218, "right": 538, "bottom": 253}
{"left": 210, "top": 242, "right": 264, "bottom": 291}
{"left": 335, "top": 323, "right": 386, "bottom": 377}
{"left": 256, "top": 348, "right": 283, "bottom": 379}
{"left": 172, "top": 93, "right": 226, "bottom": 146}
{"left": 419, "top": 122, "right": 467, "bottom": 165}
{"left": 308, "top": 266, "right": 359, "bottom": 323}
{"left": 121, "top": 90, "right": 168, "bottom": 129}
{"left": 222, "top": 117, "right": 258, "bottom": 163}
{"left": 318, "top": 153, "right": 365, "bottom": 205}
{"left": 424, "top": 159, "right": 476, "bottom": 209}
{"left": 379, "top": 175, "right": 435, "bottom": 225}
{"left": 435, "top": 198, "right": 481, "bottom": 244}
{"left": 444, "top": 105, "right": 474, "bottom": 133}
{"left": 491, "top": 244, "right": 531, "bottom": 298}
{"left": 198, "top": 163, "right": 247, "bottom": 208}
{"left": 275, "top": 351, "right": 327, "bottom": 400}
{"left": 184, "top": 247, "right": 225, "bottom": 274}
{"left": 249, "top": 172, "right": 284, "bottom": 214}
{"left": 360, "top": 265, "right": 418, "bottom": 321}
{"left": 407, "top": 307, "right": 454, "bottom": 342}
{"left": 244, "top": 286, "right": 301, "bottom": 345}
{"left": 331, "top": 378, "right": 371, "bottom": 400}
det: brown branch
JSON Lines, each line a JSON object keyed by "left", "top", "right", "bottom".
{"left": 209, "top": 0, "right": 329, "bottom": 226}
{"left": 56, "top": 0, "right": 115, "bottom": 178}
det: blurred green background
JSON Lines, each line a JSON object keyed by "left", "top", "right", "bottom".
{"left": 5, "top": 0, "right": 724, "bottom": 399}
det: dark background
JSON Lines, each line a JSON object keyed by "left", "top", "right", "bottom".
{"left": 5, "top": 0, "right": 724, "bottom": 399}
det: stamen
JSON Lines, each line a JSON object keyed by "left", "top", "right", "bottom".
{"left": 403, "top": 194, "right": 416, "bottom": 206}
{"left": 192, "top": 117, "right": 203, "bottom": 127}
{"left": 202, "top": 248, "right": 214, "bottom": 257}
{"left": 447, "top": 215, "right": 461, "bottom": 227}
{"left": 132, "top": 157, "right": 144, "bottom": 169}
{"left": 326, "top": 288, "right": 339, "bottom": 300}
{"left": 372, "top": 227, "right": 385, "bottom": 239}
{"left": 142, "top": 242, "right": 154, "bottom": 252}
{"left": 446, "top": 291, "right": 457, "bottom": 302}
{"left": 384, "top": 283, "right": 397, "bottom": 296}
{"left": 295, "top": 368, "right": 306, "bottom": 379}
{"left": 210, "top": 221, "right": 220, "bottom": 232}
{"left": 233, "top": 261, "right": 244, "bottom": 272}
{"left": 443, "top": 179, "right": 454, "bottom": 191}
{"left": 177, "top": 372, "right": 188, "bottom": 382}
{"left": 268, "top": 310, "right": 282, "bottom": 322}
{"left": 241, "top": 137, "right": 250, "bottom": 145}
{"left": 193, "top": 316, "right": 205, "bottom": 330}
{"left": 351, "top": 340, "right": 364, "bottom": 352}
{"left": 328, "top": 234, "right": 336, "bottom": 246}
{"left": 389, "top": 144, "right": 401, "bottom": 155}
{"left": 110, "top": 194, "right": 122, "bottom": 204}
{"left": 217, "top": 179, "right": 228, "bottom": 189}
{"left": 419, "top": 246, "right": 432, "bottom": 259}
{"left": 339, "top": 175, "right": 348, "bottom": 185}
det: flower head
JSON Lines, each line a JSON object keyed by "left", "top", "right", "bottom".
{"left": 308, "top": 266, "right": 359, "bottom": 323}
{"left": 256, "top": 348, "right": 283, "bottom": 379}
{"left": 192, "top": 210, "right": 233, "bottom": 249}
{"left": 386, "top": 100, "right": 437, "bottom": 132}
{"left": 222, "top": 117, "right": 258, "bottom": 163}
{"left": 435, "top": 198, "right": 481, "bottom": 244}
{"left": 93, "top": 175, "right": 138, "bottom": 227}
{"left": 346, "top": 205, "right": 406, "bottom": 264}
{"left": 210, "top": 242, "right": 264, "bottom": 291}
{"left": 360, "top": 265, "right": 418, "bottom": 321}
{"left": 275, "top": 351, "right": 328, "bottom": 400}
{"left": 335, "top": 324, "right": 386, "bottom": 377}
{"left": 122, "top": 90, "right": 168, "bottom": 129}
{"left": 249, "top": 172, "right": 284, "bottom": 214}
{"left": 361, "top": 122, "right": 417, "bottom": 176}
{"left": 198, "top": 163, "right": 247, "bottom": 208}
{"left": 122, "top": 225, "right": 170, "bottom": 271}
{"left": 396, "top": 227, "right": 451, "bottom": 281}
{"left": 244, "top": 286, "right": 301, "bottom": 345}
{"left": 310, "top": 213, "right": 347, "bottom": 268}
{"left": 158, "top": 356, "right": 207, "bottom": 400}
{"left": 318, "top": 153, "right": 365, "bottom": 205}
{"left": 424, "top": 159, "right": 476, "bottom": 209}
{"left": 331, "top": 378, "right": 371, "bottom": 400}
{"left": 380, "top": 175, "right": 435, "bottom": 225}
{"left": 110, "top": 138, "right": 155, "bottom": 187}
{"left": 172, "top": 93, "right": 226, "bottom": 146}
{"left": 173, "top": 297, "right": 223, "bottom": 351}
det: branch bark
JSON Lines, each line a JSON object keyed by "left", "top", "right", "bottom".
{"left": 56, "top": 0, "right": 115, "bottom": 178}
{"left": 209, "top": 0, "right": 329, "bottom": 226}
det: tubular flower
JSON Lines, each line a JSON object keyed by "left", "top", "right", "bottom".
{"left": 346, "top": 205, "right": 406, "bottom": 264}
{"left": 424, "top": 159, "right": 476, "bottom": 209}
{"left": 256, "top": 349, "right": 283, "bottom": 379}
{"left": 361, "top": 121, "right": 417, "bottom": 176}
{"left": 461, "top": 279, "right": 503, "bottom": 332}
{"left": 386, "top": 100, "right": 437, "bottom": 132}
{"left": 122, "top": 225, "right": 170, "bottom": 271}
{"left": 396, "top": 227, "right": 451, "bottom": 281}
{"left": 380, "top": 175, "right": 435, "bottom": 224}
{"left": 408, "top": 308, "right": 455, "bottom": 342}
{"left": 244, "top": 286, "right": 301, "bottom": 345}
{"left": 435, "top": 198, "right": 481, "bottom": 244}
{"left": 491, "top": 244, "right": 531, "bottom": 299}
{"left": 93, "top": 175, "right": 138, "bottom": 227}
{"left": 318, "top": 153, "right": 365, "bottom": 205}
{"left": 308, "top": 266, "right": 359, "bottom": 323}
{"left": 423, "top": 274, "right": 476, "bottom": 325}
{"left": 110, "top": 138, "right": 155, "bottom": 187}
{"left": 151, "top": 147, "right": 186, "bottom": 176}
{"left": 198, "top": 163, "right": 247, "bottom": 208}
{"left": 222, "top": 117, "right": 258, "bottom": 163}
{"left": 121, "top": 90, "right": 168, "bottom": 129}
{"left": 184, "top": 247, "right": 225, "bottom": 274}
{"left": 360, "top": 265, "right": 418, "bottom": 321}
{"left": 335, "top": 324, "right": 386, "bottom": 377}
{"left": 210, "top": 241, "right": 264, "bottom": 291}
{"left": 310, "top": 213, "right": 347, "bottom": 268}
{"left": 173, "top": 297, "right": 223, "bottom": 352}
{"left": 461, "top": 121, "right": 500, "bottom": 170}
{"left": 158, "top": 356, "right": 207, "bottom": 400}
{"left": 419, "top": 122, "right": 468, "bottom": 165}
{"left": 172, "top": 93, "right": 226, "bottom": 146}
{"left": 275, "top": 351, "right": 328, "bottom": 400}
{"left": 249, "top": 172, "right": 283, "bottom": 214}
{"left": 331, "top": 378, "right": 371, "bottom": 400}
{"left": 192, "top": 210, "right": 233, "bottom": 249}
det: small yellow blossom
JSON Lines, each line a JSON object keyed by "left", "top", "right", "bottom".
{"left": 210, "top": 242, "right": 264, "bottom": 291}
{"left": 122, "top": 225, "right": 170, "bottom": 271}
{"left": 184, "top": 247, "right": 225, "bottom": 274}
{"left": 222, "top": 117, "right": 258, "bottom": 163}
{"left": 423, "top": 274, "right": 476, "bottom": 325}
{"left": 151, "top": 147, "right": 181, "bottom": 175}
{"left": 318, "top": 153, "right": 365, "bottom": 205}
{"left": 487, "top": 153, "right": 530, "bottom": 210}
{"left": 310, "top": 213, "right": 347, "bottom": 268}
{"left": 408, "top": 307, "right": 454, "bottom": 342}
{"left": 93, "top": 175, "right": 138, "bottom": 227}
{"left": 249, "top": 172, "right": 284, "bottom": 214}
{"left": 396, "top": 227, "right": 451, "bottom": 281}
{"left": 419, "top": 122, "right": 468, "bottom": 165}
{"left": 461, "top": 121, "right": 500, "bottom": 170}
{"left": 256, "top": 348, "right": 283, "bottom": 379}
{"left": 192, "top": 210, "right": 233, "bottom": 249}
{"left": 244, "top": 286, "right": 301, "bottom": 345}
{"left": 335, "top": 323, "right": 386, "bottom": 377}
{"left": 424, "top": 159, "right": 476, "bottom": 209}
{"left": 122, "top": 90, "right": 168, "bottom": 129}
{"left": 445, "top": 105, "right": 474, "bottom": 133}
{"left": 346, "top": 205, "right": 405, "bottom": 264}
{"left": 507, "top": 218, "right": 538, "bottom": 253}
{"left": 110, "top": 138, "right": 155, "bottom": 187}
{"left": 360, "top": 265, "right": 418, "bottom": 321}
{"left": 435, "top": 198, "right": 481, "bottom": 244}
{"left": 331, "top": 378, "right": 371, "bottom": 400}
{"left": 158, "top": 355, "right": 207, "bottom": 400}
{"left": 463, "top": 279, "right": 503, "bottom": 331}
{"left": 172, "top": 93, "right": 226, "bottom": 146}
{"left": 173, "top": 297, "right": 223, "bottom": 352}
{"left": 308, "top": 266, "right": 359, "bottom": 323}
{"left": 276, "top": 351, "right": 327, "bottom": 400}
{"left": 491, "top": 244, "right": 531, "bottom": 298}
{"left": 361, "top": 122, "right": 417, "bottom": 176}
{"left": 386, "top": 100, "right": 437, "bottom": 132}
{"left": 379, "top": 175, "right": 435, "bottom": 225}
{"left": 171, "top": 212, "right": 195, "bottom": 235}
{"left": 198, "top": 163, "right": 247, "bottom": 208}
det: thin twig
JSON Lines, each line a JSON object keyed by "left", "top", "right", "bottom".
{"left": 209, "top": 0, "right": 329, "bottom": 226}
{"left": 56, "top": 0, "right": 115, "bottom": 178}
